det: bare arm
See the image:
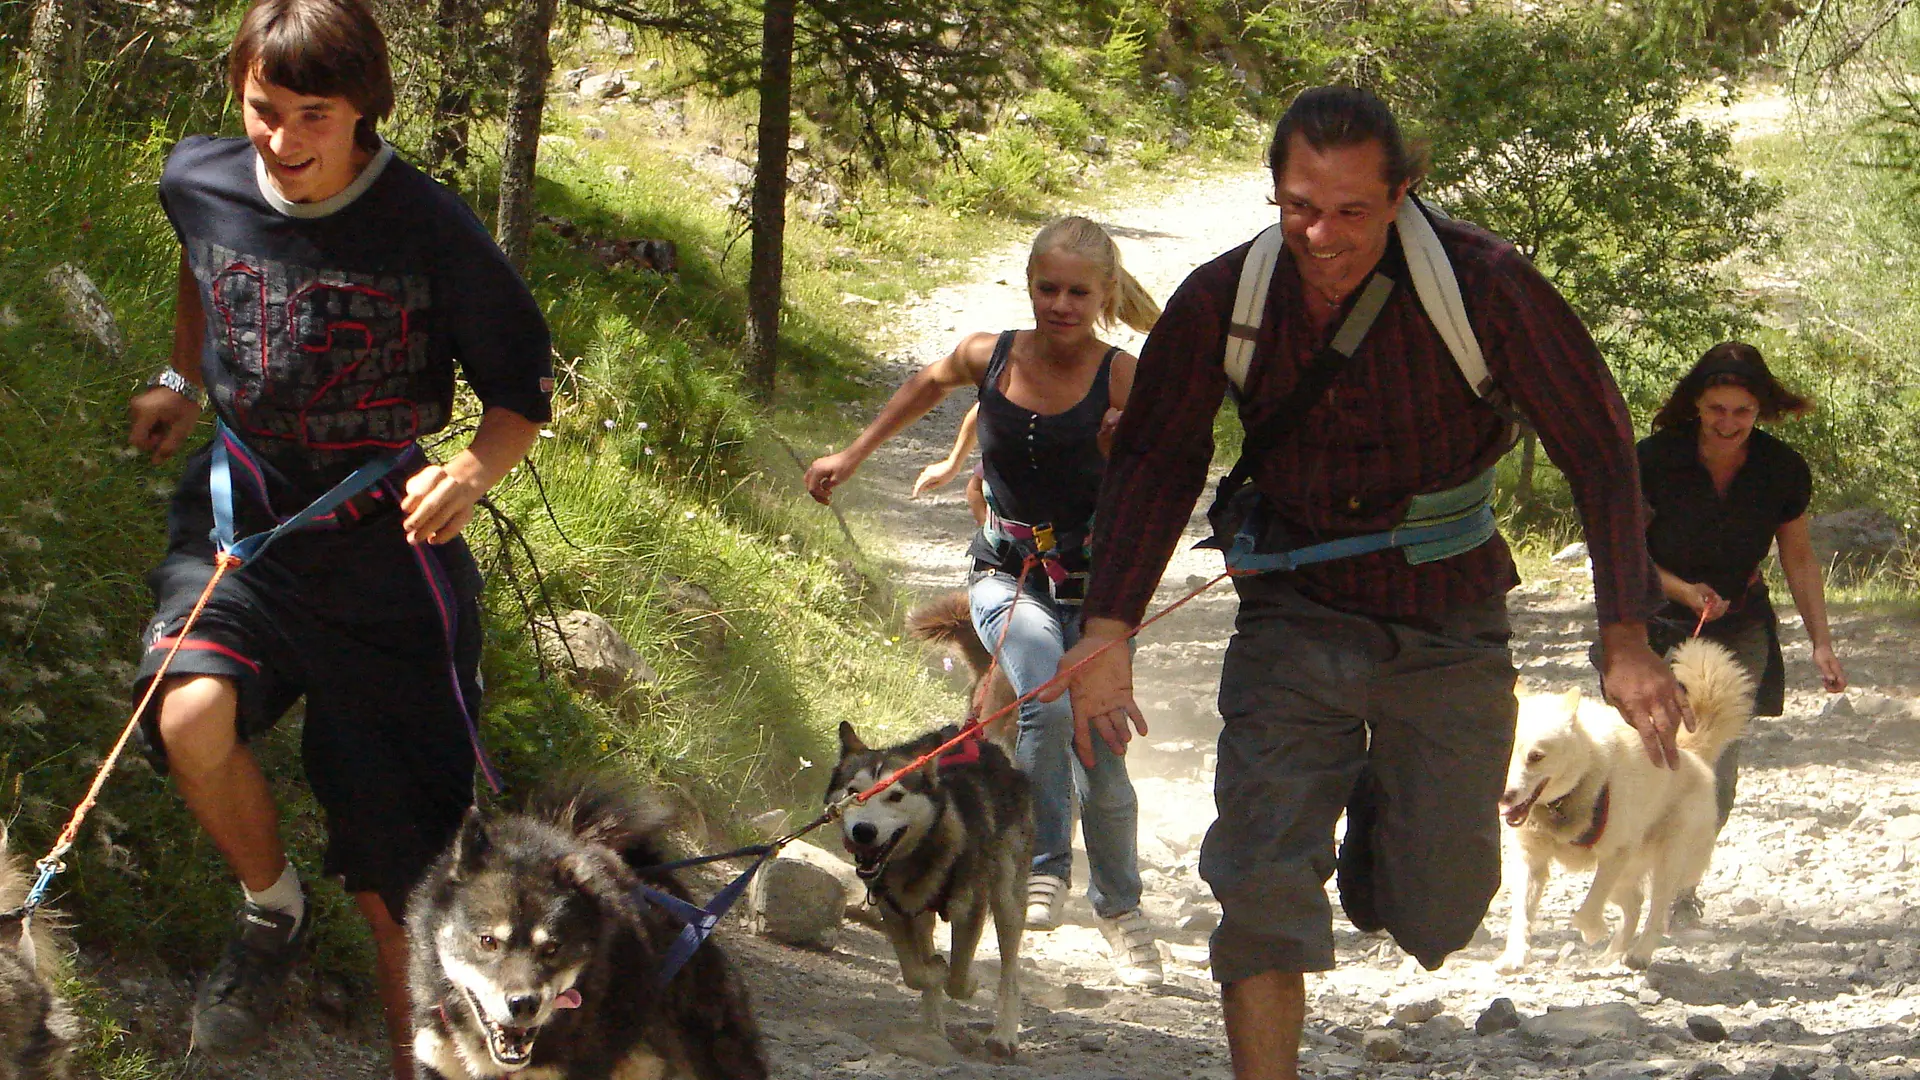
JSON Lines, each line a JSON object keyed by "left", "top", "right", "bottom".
{"left": 806, "top": 334, "right": 990, "bottom": 504}
{"left": 1776, "top": 514, "right": 1846, "bottom": 691}
{"left": 400, "top": 406, "right": 541, "bottom": 545}
{"left": 128, "top": 253, "right": 207, "bottom": 463}
{"left": 1656, "top": 562, "right": 1728, "bottom": 621}
{"left": 912, "top": 402, "right": 980, "bottom": 498}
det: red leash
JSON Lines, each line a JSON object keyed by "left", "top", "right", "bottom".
{"left": 853, "top": 565, "right": 1236, "bottom": 803}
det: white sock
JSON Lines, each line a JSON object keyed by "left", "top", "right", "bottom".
{"left": 243, "top": 863, "right": 305, "bottom": 931}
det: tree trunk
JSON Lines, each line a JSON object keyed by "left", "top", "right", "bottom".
{"left": 496, "top": 0, "right": 559, "bottom": 275}
{"left": 22, "top": 0, "right": 82, "bottom": 142}
{"left": 427, "top": 0, "right": 477, "bottom": 180}
{"left": 743, "top": 0, "right": 797, "bottom": 402}
{"left": 1516, "top": 430, "right": 1538, "bottom": 507}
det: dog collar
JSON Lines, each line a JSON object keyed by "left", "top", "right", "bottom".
{"left": 1570, "top": 783, "right": 1611, "bottom": 848}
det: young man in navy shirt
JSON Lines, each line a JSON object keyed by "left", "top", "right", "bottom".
{"left": 126, "top": 2, "right": 550, "bottom": 1074}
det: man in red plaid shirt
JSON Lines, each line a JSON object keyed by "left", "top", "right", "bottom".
{"left": 1046, "top": 87, "right": 1693, "bottom": 1080}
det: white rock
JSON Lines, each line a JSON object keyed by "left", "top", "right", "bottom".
{"left": 1389, "top": 994, "right": 1445, "bottom": 1025}
{"left": 44, "top": 263, "right": 124, "bottom": 356}
{"left": 537, "top": 610, "right": 656, "bottom": 699}
{"left": 747, "top": 850, "right": 847, "bottom": 949}
{"left": 1551, "top": 542, "right": 1589, "bottom": 564}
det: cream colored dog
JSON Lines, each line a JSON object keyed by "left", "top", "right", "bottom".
{"left": 1495, "top": 639, "right": 1754, "bottom": 972}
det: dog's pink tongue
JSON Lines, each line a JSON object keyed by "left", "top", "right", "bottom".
{"left": 554, "top": 989, "right": 582, "bottom": 1010}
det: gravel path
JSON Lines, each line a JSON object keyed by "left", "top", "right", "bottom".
{"left": 761, "top": 166, "right": 1920, "bottom": 1080}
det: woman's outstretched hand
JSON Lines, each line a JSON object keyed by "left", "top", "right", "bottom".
{"left": 805, "top": 449, "right": 861, "bottom": 505}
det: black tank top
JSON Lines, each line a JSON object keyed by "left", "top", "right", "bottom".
{"left": 966, "top": 331, "right": 1116, "bottom": 570}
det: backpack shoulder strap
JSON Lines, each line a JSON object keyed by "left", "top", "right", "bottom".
{"left": 1224, "top": 223, "right": 1288, "bottom": 394}
{"left": 1397, "top": 196, "right": 1493, "bottom": 399}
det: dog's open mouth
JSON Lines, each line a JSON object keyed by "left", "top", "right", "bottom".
{"left": 1501, "top": 780, "right": 1549, "bottom": 827}
{"left": 462, "top": 987, "right": 540, "bottom": 1069}
{"left": 846, "top": 827, "right": 905, "bottom": 881}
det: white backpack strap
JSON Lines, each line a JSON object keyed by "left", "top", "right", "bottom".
{"left": 1397, "top": 196, "right": 1493, "bottom": 398}
{"left": 1224, "top": 223, "right": 1288, "bottom": 393}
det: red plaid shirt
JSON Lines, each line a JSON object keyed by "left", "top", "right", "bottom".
{"left": 1083, "top": 216, "right": 1660, "bottom": 626}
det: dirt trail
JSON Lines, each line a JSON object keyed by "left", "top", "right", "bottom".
{"left": 753, "top": 167, "right": 1920, "bottom": 1080}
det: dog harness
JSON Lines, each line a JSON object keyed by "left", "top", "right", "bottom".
{"left": 208, "top": 421, "right": 502, "bottom": 790}
{"left": 1568, "top": 783, "right": 1611, "bottom": 848}
{"left": 1202, "top": 196, "right": 1519, "bottom": 575}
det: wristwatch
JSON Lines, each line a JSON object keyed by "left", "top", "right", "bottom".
{"left": 147, "top": 368, "right": 206, "bottom": 408}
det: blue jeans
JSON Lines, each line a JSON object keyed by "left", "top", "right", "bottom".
{"left": 968, "top": 570, "right": 1142, "bottom": 918}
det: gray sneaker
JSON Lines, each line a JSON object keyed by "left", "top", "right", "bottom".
{"left": 192, "top": 900, "right": 309, "bottom": 1057}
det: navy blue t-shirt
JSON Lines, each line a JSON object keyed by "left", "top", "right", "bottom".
{"left": 157, "top": 136, "right": 552, "bottom": 616}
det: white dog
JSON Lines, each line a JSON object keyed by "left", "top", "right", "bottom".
{"left": 1495, "top": 638, "right": 1754, "bottom": 972}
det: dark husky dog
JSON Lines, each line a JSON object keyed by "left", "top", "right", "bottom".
{"left": 0, "top": 827, "right": 75, "bottom": 1080}
{"left": 906, "top": 591, "right": 1017, "bottom": 752}
{"left": 827, "top": 722, "right": 1033, "bottom": 1056}
{"left": 407, "top": 777, "right": 766, "bottom": 1079}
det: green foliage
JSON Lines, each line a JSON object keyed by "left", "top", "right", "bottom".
{"left": 1404, "top": 14, "right": 1780, "bottom": 375}
{"left": 933, "top": 126, "right": 1063, "bottom": 214}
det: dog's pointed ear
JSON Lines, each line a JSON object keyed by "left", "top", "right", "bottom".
{"left": 1560, "top": 688, "right": 1584, "bottom": 717}
{"left": 449, "top": 807, "right": 491, "bottom": 879}
{"left": 838, "top": 721, "right": 867, "bottom": 755}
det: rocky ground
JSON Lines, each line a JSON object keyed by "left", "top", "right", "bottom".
{"left": 769, "top": 160, "right": 1920, "bottom": 1080}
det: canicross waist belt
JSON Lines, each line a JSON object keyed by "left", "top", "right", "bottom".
{"left": 208, "top": 421, "right": 502, "bottom": 791}
{"left": 1205, "top": 466, "right": 1499, "bottom": 575}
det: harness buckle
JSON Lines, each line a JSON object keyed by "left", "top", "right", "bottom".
{"left": 1032, "top": 522, "right": 1057, "bottom": 553}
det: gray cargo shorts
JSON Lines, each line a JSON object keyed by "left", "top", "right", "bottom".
{"left": 1201, "top": 576, "right": 1518, "bottom": 982}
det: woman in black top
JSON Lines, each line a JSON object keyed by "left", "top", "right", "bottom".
{"left": 806, "top": 216, "right": 1165, "bottom": 986}
{"left": 1638, "top": 342, "right": 1846, "bottom": 846}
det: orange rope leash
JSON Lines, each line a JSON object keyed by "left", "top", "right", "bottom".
{"left": 24, "top": 553, "right": 241, "bottom": 904}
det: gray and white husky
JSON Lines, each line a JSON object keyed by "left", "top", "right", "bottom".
{"left": 827, "top": 721, "right": 1033, "bottom": 1056}
{"left": 407, "top": 777, "right": 766, "bottom": 1080}
{"left": 0, "top": 826, "right": 74, "bottom": 1080}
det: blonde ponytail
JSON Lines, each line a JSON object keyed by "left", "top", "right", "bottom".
{"left": 1028, "top": 215, "right": 1162, "bottom": 335}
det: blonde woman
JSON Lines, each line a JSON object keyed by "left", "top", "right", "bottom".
{"left": 807, "top": 216, "right": 1165, "bottom": 986}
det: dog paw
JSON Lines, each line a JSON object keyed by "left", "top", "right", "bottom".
{"left": 1622, "top": 948, "right": 1655, "bottom": 971}
{"left": 904, "top": 955, "right": 949, "bottom": 992}
{"left": 946, "top": 973, "right": 978, "bottom": 1000}
{"left": 1571, "top": 914, "right": 1608, "bottom": 946}
{"left": 986, "top": 1035, "right": 1019, "bottom": 1061}
{"left": 1493, "top": 949, "right": 1527, "bottom": 974}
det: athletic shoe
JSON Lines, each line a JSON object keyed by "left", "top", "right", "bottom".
{"left": 192, "top": 900, "right": 310, "bottom": 1057}
{"left": 1025, "top": 873, "right": 1067, "bottom": 931}
{"left": 1099, "top": 908, "right": 1164, "bottom": 988}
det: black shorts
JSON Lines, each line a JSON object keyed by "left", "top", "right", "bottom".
{"left": 133, "top": 540, "right": 484, "bottom": 918}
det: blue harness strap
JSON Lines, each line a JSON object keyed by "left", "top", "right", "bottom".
{"left": 211, "top": 422, "right": 411, "bottom": 562}
{"left": 1221, "top": 502, "right": 1496, "bottom": 574}
{"left": 208, "top": 421, "right": 503, "bottom": 791}
{"left": 638, "top": 844, "right": 780, "bottom": 988}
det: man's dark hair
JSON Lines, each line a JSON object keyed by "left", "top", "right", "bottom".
{"left": 1267, "top": 86, "right": 1427, "bottom": 191}
{"left": 228, "top": 0, "right": 393, "bottom": 152}
{"left": 1652, "top": 340, "right": 1813, "bottom": 430}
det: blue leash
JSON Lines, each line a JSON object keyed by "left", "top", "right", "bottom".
{"left": 633, "top": 807, "right": 840, "bottom": 987}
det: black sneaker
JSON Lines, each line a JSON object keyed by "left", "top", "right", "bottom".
{"left": 192, "top": 900, "right": 310, "bottom": 1057}
{"left": 1336, "top": 769, "right": 1385, "bottom": 934}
